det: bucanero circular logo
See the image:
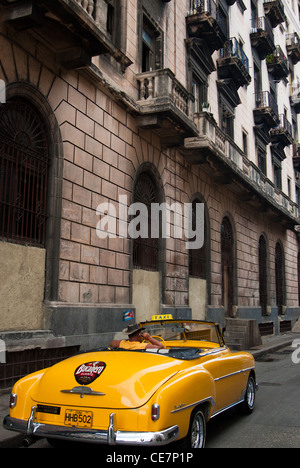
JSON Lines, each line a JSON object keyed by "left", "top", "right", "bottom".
{"left": 74, "top": 361, "right": 106, "bottom": 385}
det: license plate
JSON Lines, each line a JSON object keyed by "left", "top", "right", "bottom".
{"left": 64, "top": 409, "right": 93, "bottom": 428}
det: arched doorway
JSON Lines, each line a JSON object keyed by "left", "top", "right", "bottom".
{"left": 131, "top": 169, "right": 163, "bottom": 321}
{"left": 189, "top": 197, "right": 210, "bottom": 320}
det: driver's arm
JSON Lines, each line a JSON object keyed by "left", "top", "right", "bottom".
{"left": 141, "top": 332, "right": 165, "bottom": 349}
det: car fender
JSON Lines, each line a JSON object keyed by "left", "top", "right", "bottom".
{"left": 9, "top": 369, "right": 47, "bottom": 421}
{"left": 146, "top": 365, "right": 216, "bottom": 439}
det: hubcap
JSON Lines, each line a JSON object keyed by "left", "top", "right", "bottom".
{"left": 247, "top": 378, "right": 255, "bottom": 409}
{"left": 191, "top": 412, "right": 205, "bottom": 448}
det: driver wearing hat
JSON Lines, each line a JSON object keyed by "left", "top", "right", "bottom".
{"left": 110, "top": 323, "right": 165, "bottom": 350}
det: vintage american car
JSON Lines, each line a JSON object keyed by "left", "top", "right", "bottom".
{"left": 3, "top": 316, "right": 257, "bottom": 448}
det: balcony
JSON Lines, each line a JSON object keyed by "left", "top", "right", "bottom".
{"left": 186, "top": 0, "right": 227, "bottom": 54}
{"left": 0, "top": 0, "right": 132, "bottom": 70}
{"left": 136, "top": 69, "right": 197, "bottom": 147}
{"left": 217, "top": 38, "right": 251, "bottom": 89}
{"left": 253, "top": 91, "right": 279, "bottom": 130}
{"left": 250, "top": 17, "right": 275, "bottom": 60}
{"left": 290, "top": 82, "right": 300, "bottom": 114}
{"left": 263, "top": 0, "right": 285, "bottom": 28}
{"left": 183, "top": 111, "right": 299, "bottom": 223}
{"left": 293, "top": 143, "right": 300, "bottom": 171}
{"left": 266, "top": 46, "right": 289, "bottom": 80}
{"left": 270, "top": 114, "right": 293, "bottom": 148}
{"left": 286, "top": 33, "right": 300, "bottom": 65}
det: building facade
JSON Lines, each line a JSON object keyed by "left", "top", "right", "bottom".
{"left": 0, "top": 0, "right": 300, "bottom": 387}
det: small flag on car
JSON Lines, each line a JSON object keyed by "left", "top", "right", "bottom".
{"left": 123, "top": 310, "right": 134, "bottom": 321}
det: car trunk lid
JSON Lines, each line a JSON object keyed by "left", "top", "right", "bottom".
{"left": 32, "top": 351, "right": 180, "bottom": 409}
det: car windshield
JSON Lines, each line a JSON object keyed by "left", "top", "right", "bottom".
{"left": 141, "top": 320, "right": 224, "bottom": 348}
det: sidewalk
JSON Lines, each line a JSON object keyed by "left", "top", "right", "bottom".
{"left": 1, "top": 331, "right": 299, "bottom": 448}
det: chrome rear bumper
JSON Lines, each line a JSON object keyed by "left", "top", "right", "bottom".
{"left": 3, "top": 408, "right": 179, "bottom": 446}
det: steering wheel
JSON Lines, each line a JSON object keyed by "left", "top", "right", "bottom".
{"left": 149, "top": 335, "right": 166, "bottom": 347}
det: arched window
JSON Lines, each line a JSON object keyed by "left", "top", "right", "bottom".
{"left": 189, "top": 199, "right": 206, "bottom": 279}
{"left": 221, "top": 216, "right": 235, "bottom": 317}
{"left": 0, "top": 100, "right": 49, "bottom": 246}
{"left": 132, "top": 172, "right": 159, "bottom": 271}
{"left": 275, "top": 242, "right": 285, "bottom": 315}
{"left": 258, "top": 235, "right": 268, "bottom": 315}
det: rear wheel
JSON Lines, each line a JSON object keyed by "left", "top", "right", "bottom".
{"left": 239, "top": 375, "right": 256, "bottom": 414}
{"left": 184, "top": 409, "right": 206, "bottom": 448}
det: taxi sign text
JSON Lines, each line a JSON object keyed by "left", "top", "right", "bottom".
{"left": 151, "top": 314, "right": 173, "bottom": 321}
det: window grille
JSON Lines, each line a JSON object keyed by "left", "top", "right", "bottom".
{"left": 189, "top": 199, "right": 206, "bottom": 278}
{"left": 0, "top": 101, "right": 49, "bottom": 247}
{"left": 132, "top": 172, "right": 159, "bottom": 271}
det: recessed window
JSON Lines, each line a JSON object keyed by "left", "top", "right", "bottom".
{"left": 0, "top": 100, "right": 49, "bottom": 246}
{"left": 141, "top": 14, "right": 163, "bottom": 72}
{"left": 242, "top": 130, "right": 248, "bottom": 156}
{"left": 132, "top": 172, "right": 159, "bottom": 271}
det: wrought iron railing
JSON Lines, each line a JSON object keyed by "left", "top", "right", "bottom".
{"left": 266, "top": 45, "right": 288, "bottom": 67}
{"left": 276, "top": 114, "right": 292, "bottom": 137}
{"left": 188, "top": 0, "right": 227, "bottom": 38}
{"left": 219, "top": 37, "right": 250, "bottom": 72}
{"left": 286, "top": 32, "right": 300, "bottom": 47}
{"left": 251, "top": 16, "right": 274, "bottom": 44}
{"left": 255, "top": 90, "right": 278, "bottom": 117}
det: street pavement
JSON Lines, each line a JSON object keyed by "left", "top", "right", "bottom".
{"left": 1, "top": 331, "right": 300, "bottom": 448}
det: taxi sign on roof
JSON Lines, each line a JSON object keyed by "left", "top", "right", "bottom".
{"left": 151, "top": 314, "right": 173, "bottom": 321}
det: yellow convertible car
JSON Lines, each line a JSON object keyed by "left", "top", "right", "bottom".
{"left": 3, "top": 316, "right": 257, "bottom": 448}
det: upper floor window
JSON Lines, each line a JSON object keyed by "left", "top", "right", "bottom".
{"left": 141, "top": 13, "right": 163, "bottom": 72}
{"left": 106, "top": 0, "right": 116, "bottom": 39}
{"left": 192, "top": 77, "right": 208, "bottom": 113}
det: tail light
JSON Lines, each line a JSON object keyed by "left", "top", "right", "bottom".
{"left": 9, "top": 393, "right": 17, "bottom": 409}
{"left": 151, "top": 404, "right": 160, "bottom": 421}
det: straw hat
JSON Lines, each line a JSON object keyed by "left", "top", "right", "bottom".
{"left": 122, "top": 323, "right": 145, "bottom": 336}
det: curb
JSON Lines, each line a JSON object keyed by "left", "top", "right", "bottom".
{"left": 248, "top": 335, "right": 298, "bottom": 359}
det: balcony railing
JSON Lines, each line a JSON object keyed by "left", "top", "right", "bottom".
{"left": 253, "top": 91, "right": 279, "bottom": 129}
{"left": 263, "top": 0, "right": 285, "bottom": 27}
{"left": 187, "top": 0, "right": 228, "bottom": 46}
{"left": 290, "top": 82, "right": 300, "bottom": 113}
{"left": 76, "top": 0, "right": 96, "bottom": 17}
{"left": 277, "top": 114, "right": 292, "bottom": 137}
{"left": 185, "top": 112, "right": 299, "bottom": 220}
{"left": 286, "top": 32, "right": 300, "bottom": 47}
{"left": 137, "top": 69, "right": 193, "bottom": 119}
{"left": 136, "top": 69, "right": 197, "bottom": 144}
{"left": 251, "top": 16, "right": 274, "bottom": 40}
{"left": 270, "top": 114, "right": 293, "bottom": 148}
{"left": 250, "top": 16, "right": 275, "bottom": 59}
{"left": 286, "top": 33, "right": 300, "bottom": 64}
{"left": 266, "top": 45, "right": 289, "bottom": 79}
{"left": 1, "top": 0, "right": 132, "bottom": 69}
{"left": 220, "top": 38, "right": 250, "bottom": 73}
{"left": 217, "top": 37, "right": 251, "bottom": 87}
{"left": 255, "top": 91, "right": 278, "bottom": 116}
